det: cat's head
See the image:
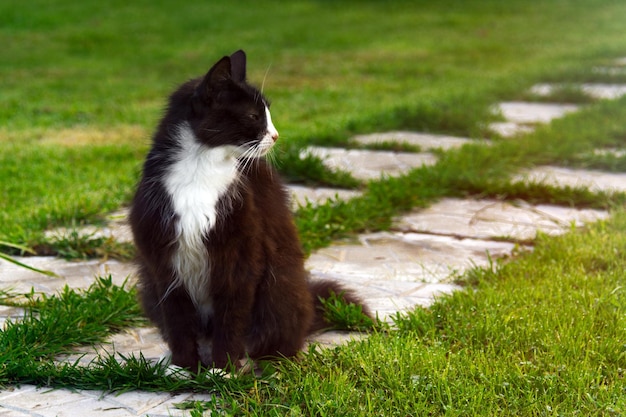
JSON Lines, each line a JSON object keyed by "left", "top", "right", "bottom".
{"left": 187, "top": 50, "right": 279, "bottom": 159}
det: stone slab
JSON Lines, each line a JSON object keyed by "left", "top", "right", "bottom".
{"left": 57, "top": 327, "right": 169, "bottom": 367}
{"left": 393, "top": 198, "right": 609, "bottom": 241}
{"left": 0, "top": 306, "right": 25, "bottom": 329}
{"left": 530, "top": 83, "right": 626, "bottom": 100}
{"left": 488, "top": 122, "right": 535, "bottom": 138}
{"left": 303, "top": 147, "right": 438, "bottom": 180}
{"left": 592, "top": 148, "right": 626, "bottom": 158}
{"left": 326, "top": 277, "right": 461, "bottom": 319}
{"left": 494, "top": 102, "right": 580, "bottom": 124}
{"left": 287, "top": 184, "right": 363, "bottom": 209}
{"left": 592, "top": 66, "right": 626, "bottom": 76}
{"left": 0, "top": 257, "right": 136, "bottom": 297}
{"left": 45, "top": 209, "right": 133, "bottom": 244}
{"left": 351, "top": 131, "right": 476, "bottom": 151}
{"left": 308, "top": 331, "right": 368, "bottom": 348}
{"left": 0, "top": 384, "right": 213, "bottom": 417}
{"left": 514, "top": 166, "right": 626, "bottom": 193}
{"left": 45, "top": 224, "right": 134, "bottom": 244}
{"left": 306, "top": 231, "right": 516, "bottom": 285}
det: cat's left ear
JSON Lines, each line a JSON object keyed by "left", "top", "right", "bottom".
{"left": 206, "top": 56, "right": 232, "bottom": 87}
{"left": 229, "top": 50, "right": 246, "bottom": 82}
{"left": 195, "top": 55, "right": 232, "bottom": 104}
{"left": 193, "top": 57, "right": 231, "bottom": 111}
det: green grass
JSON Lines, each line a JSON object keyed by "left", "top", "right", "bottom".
{"left": 2, "top": 0, "right": 626, "bottom": 415}
{"left": 3, "top": 0, "right": 626, "bottom": 247}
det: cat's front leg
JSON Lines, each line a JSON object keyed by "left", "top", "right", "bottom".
{"left": 159, "top": 288, "right": 203, "bottom": 370}
{"left": 210, "top": 287, "right": 255, "bottom": 369}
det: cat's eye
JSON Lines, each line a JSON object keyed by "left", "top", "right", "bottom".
{"left": 248, "top": 113, "right": 260, "bottom": 121}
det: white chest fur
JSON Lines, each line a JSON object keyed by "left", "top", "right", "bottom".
{"left": 163, "top": 122, "right": 240, "bottom": 310}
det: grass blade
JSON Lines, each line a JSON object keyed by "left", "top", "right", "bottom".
{"left": 0, "top": 251, "right": 59, "bottom": 277}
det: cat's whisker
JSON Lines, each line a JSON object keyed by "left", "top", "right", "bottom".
{"left": 236, "top": 142, "right": 261, "bottom": 173}
{"left": 266, "top": 148, "right": 278, "bottom": 172}
{"left": 261, "top": 64, "right": 272, "bottom": 94}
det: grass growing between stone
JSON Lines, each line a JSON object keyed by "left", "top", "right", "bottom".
{"left": 295, "top": 97, "right": 626, "bottom": 254}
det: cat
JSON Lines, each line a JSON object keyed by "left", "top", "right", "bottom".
{"left": 129, "top": 50, "right": 370, "bottom": 370}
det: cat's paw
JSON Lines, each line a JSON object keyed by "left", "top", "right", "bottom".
{"left": 197, "top": 336, "right": 213, "bottom": 366}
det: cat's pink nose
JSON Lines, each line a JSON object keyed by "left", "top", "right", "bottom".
{"left": 271, "top": 130, "right": 279, "bottom": 142}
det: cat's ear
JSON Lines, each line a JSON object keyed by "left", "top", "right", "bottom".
{"left": 229, "top": 50, "right": 246, "bottom": 82}
{"left": 202, "top": 50, "right": 246, "bottom": 90}
{"left": 193, "top": 57, "right": 231, "bottom": 111}
{"left": 206, "top": 56, "right": 232, "bottom": 86}
{"left": 194, "top": 51, "right": 245, "bottom": 108}
{"left": 195, "top": 55, "right": 232, "bottom": 104}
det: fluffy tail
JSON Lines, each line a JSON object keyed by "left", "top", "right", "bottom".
{"left": 308, "top": 279, "right": 373, "bottom": 333}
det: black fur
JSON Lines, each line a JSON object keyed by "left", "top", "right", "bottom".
{"left": 129, "top": 50, "right": 370, "bottom": 370}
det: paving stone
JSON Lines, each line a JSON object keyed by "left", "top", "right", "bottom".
{"left": 312, "top": 275, "right": 460, "bottom": 320}
{"left": 592, "top": 148, "right": 626, "bottom": 158}
{"left": 488, "top": 122, "right": 535, "bottom": 138}
{"left": 530, "top": 83, "right": 626, "bottom": 100}
{"left": 352, "top": 131, "right": 477, "bottom": 150}
{"left": 57, "top": 327, "right": 168, "bottom": 367}
{"left": 495, "top": 102, "right": 580, "bottom": 124}
{"left": 393, "top": 198, "right": 609, "bottom": 241}
{"left": 489, "top": 102, "right": 579, "bottom": 137}
{"left": 45, "top": 224, "right": 134, "bottom": 245}
{"left": 287, "top": 184, "right": 363, "bottom": 209}
{"left": 0, "top": 257, "right": 136, "bottom": 297}
{"left": 96, "top": 390, "right": 214, "bottom": 417}
{"left": 592, "top": 66, "right": 626, "bottom": 76}
{"left": 514, "top": 166, "right": 626, "bottom": 193}
{"left": 0, "top": 385, "right": 127, "bottom": 417}
{"left": 0, "top": 384, "right": 212, "bottom": 417}
{"left": 0, "top": 305, "right": 25, "bottom": 329}
{"left": 303, "top": 147, "right": 438, "bottom": 180}
{"left": 308, "top": 331, "right": 368, "bottom": 348}
{"left": 44, "top": 209, "right": 133, "bottom": 244}
{"left": 306, "top": 231, "right": 516, "bottom": 285}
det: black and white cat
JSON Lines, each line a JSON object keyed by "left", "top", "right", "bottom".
{"left": 129, "top": 50, "right": 369, "bottom": 370}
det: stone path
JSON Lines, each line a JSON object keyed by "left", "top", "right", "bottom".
{"left": 2, "top": 60, "right": 626, "bottom": 415}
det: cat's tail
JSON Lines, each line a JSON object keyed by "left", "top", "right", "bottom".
{"left": 307, "top": 279, "right": 373, "bottom": 333}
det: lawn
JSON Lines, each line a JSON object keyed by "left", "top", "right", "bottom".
{"left": 2, "top": 0, "right": 626, "bottom": 244}
{"left": 1, "top": 0, "right": 626, "bottom": 415}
